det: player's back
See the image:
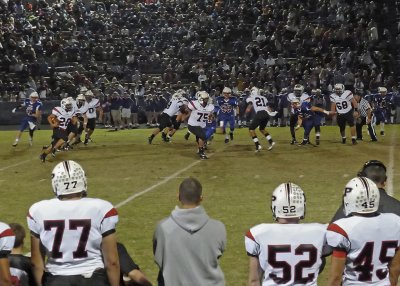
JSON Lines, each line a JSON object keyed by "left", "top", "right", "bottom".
{"left": 328, "top": 213, "right": 400, "bottom": 285}
{"left": 246, "top": 95, "right": 269, "bottom": 113}
{"left": 27, "top": 197, "right": 118, "bottom": 276}
{"left": 245, "top": 223, "right": 327, "bottom": 286}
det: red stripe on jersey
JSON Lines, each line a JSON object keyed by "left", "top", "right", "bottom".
{"left": 27, "top": 212, "right": 34, "bottom": 220}
{"left": 53, "top": 107, "right": 61, "bottom": 115}
{"left": 0, "top": 228, "right": 14, "bottom": 238}
{"left": 104, "top": 208, "right": 118, "bottom": 218}
{"left": 188, "top": 100, "right": 197, "bottom": 111}
{"left": 245, "top": 229, "right": 256, "bottom": 242}
{"left": 332, "top": 249, "right": 347, "bottom": 258}
{"left": 327, "top": 223, "right": 348, "bottom": 239}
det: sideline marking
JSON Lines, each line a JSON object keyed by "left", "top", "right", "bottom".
{"left": 387, "top": 130, "right": 396, "bottom": 196}
{"left": 0, "top": 160, "right": 31, "bottom": 172}
{"left": 115, "top": 159, "right": 203, "bottom": 208}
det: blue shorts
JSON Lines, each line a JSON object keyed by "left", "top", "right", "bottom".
{"left": 19, "top": 116, "right": 37, "bottom": 131}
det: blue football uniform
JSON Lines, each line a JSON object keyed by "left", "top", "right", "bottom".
{"left": 204, "top": 107, "right": 217, "bottom": 141}
{"left": 216, "top": 96, "right": 237, "bottom": 130}
{"left": 19, "top": 99, "right": 42, "bottom": 131}
{"left": 371, "top": 93, "right": 393, "bottom": 124}
{"left": 299, "top": 101, "right": 315, "bottom": 140}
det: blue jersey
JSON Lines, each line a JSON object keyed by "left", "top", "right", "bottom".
{"left": 23, "top": 99, "right": 42, "bottom": 119}
{"left": 299, "top": 101, "right": 314, "bottom": 120}
{"left": 371, "top": 93, "right": 393, "bottom": 111}
{"left": 216, "top": 96, "right": 237, "bottom": 117}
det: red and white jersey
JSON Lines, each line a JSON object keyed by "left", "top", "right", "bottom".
{"left": 246, "top": 95, "right": 269, "bottom": 113}
{"left": 52, "top": 107, "right": 76, "bottom": 130}
{"left": 327, "top": 213, "right": 400, "bottom": 286}
{"left": 163, "top": 97, "right": 185, "bottom": 117}
{"left": 0, "top": 222, "right": 15, "bottom": 256}
{"left": 187, "top": 100, "right": 215, "bottom": 128}
{"left": 27, "top": 198, "right": 118, "bottom": 276}
{"left": 81, "top": 99, "right": 100, "bottom": 119}
{"left": 329, "top": 90, "right": 353, "bottom": 114}
{"left": 72, "top": 100, "right": 86, "bottom": 117}
{"left": 245, "top": 223, "right": 328, "bottom": 286}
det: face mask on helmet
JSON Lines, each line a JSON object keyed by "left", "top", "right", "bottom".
{"left": 271, "top": 182, "right": 306, "bottom": 220}
{"left": 343, "top": 177, "right": 380, "bottom": 216}
{"left": 294, "top": 84, "right": 304, "bottom": 96}
{"left": 334, "top": 84, "right": 344, "bottom": 95}
{"left": 378, "top": 87, "right": 387, "bottom": 95}
{"left": 198, "top": 91, "right": 209, "bottom": 106}
{"left": 51, "top": 160, "right": 87, "bottom": 197}
{"left": 61, "top": 98, "right": 73, "bottom": 111}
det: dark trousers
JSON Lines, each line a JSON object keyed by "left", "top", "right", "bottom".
{"left": 356, "top": 117, "right": 377, "bottom": 141}
{"left": 43, "top": 269, "right": 110, "bottom": 286}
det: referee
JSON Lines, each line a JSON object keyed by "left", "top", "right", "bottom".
{"left": 353, "top": 91, "right": 377, "bottom": 141}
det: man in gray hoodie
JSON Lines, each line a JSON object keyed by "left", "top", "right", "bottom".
{"left": 153, "top": 177, "right": 226, "bottom": 286}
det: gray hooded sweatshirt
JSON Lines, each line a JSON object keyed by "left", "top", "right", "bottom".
{"left": 154, "top": 205, "right": 226, "bottom": 286}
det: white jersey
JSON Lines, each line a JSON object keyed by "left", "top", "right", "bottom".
{"left": 81, "top": 98, "right": 100, "bottom": 119}
{"left": 72, "top": 100, "right": 86, "bottom": 117}
{"left": 0, "top": 221, "right": 15, "bottom": 256}
{"left": 246, "top": 95, "right": 269, "bottom": 113}
{"left": 52, "top": 107, "right": 76, "bottom": 130}
{"left": 327, "top": 213, "right": 400, "bottom": 286}
{"left": 27, "top": 197, "right": 118, "bottom": 276}
{"left": 330, "top": 90, "right": 353, "bottom": 114}
{"left": 163, "top": 97, "right": 185, "bottom": 117}
{"left": 245, "top": 223, "right": 328, "bottom": 286}
{"left": 187, "top": 100, "right": 215, "bottom": 128}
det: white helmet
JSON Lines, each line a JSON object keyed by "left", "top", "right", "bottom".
{"left": 294, "top": 84, "right": 304, "bottom": 96}
{"left": 334, "top": 83, "right": 345, "bottom": 95}
{"left": 222, "top": 87, "right": 232, "bottom": 94}
{"left": 30, "top": 91, "right": 39, "bottom": 99}
{"left": 172, "top": 92, "right": 183, "bottom": 100}
{"left": 197, "top": 91, "right": 209, "bottom": 104}
{"left": 61, "top": 98, "right": 73, "bottom": 111}
{"left": 250, "top": 87, "right": 259, "bottom": 97}
{"left": 378, "top": 87, "right": 387, "bottom": 94}
{"left": 343, "top": 177, "right": 379, "bottom": 216}
{"left": 271, "top": 182, "right": 306, "bottom": 220}
{"left": 51, "top": 160, "right": 87, "bottom": 197}
{"left": 77, "top": 94, "right": 86, "bottom": 101}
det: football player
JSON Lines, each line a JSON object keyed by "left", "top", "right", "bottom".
{"left": 68, "top": 94, "right": 87, "bottom": 147}
{"left": 295, "top": 93, "right": 331, "bottom": 146}
{"left": 245, "top": 87, "right": 276, "bottom": 152}
{"left": 148, "top": 91, "right": 187, "bottom": 144}
{"left": 245, "top": 183, "right": 329, "bottom": 285}
{"left": 329, "top": 83, "right": 359, "bottom": 145}
{"left": 216, "top": 87, "right": 238, "bottom": 143}
{"left": 40, "top": 98, "right": 77, "bottom": 162}
{"left": 311, "top": 89, "right": 326, "bottom": 144}
{"left": 287, "top": 84, "right": 307, "bottom": 144}
{"left": 27, "top": 160, "right": 120, "bottom": 286}
{"left": 186, "top": 91, "right": 215, "bottom": 159}
{"left": 327, "top": 177, "right": 400, "bottom": 286}
{"left": 0, "top": 221, "right": 15, "bottom": 286}
{"left": 12, "top": 91, "right": 42, "bottom": 147}
{"left": 81, "top": 90, "right": 102, "bottom": 145}
{"left": 370, "top": 87, "right": 393, "bottom": 136}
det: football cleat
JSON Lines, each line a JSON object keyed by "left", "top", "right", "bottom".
{"left": 229, "top": 132, "right": 234, "bottom": 141}
{"left": 268, "top": 142, "right": 276, "bottom": 151}
{"left": 255, "top": 145, "right": 262, "bottom": 153}
{"left": 39, "top": 153, "right": 46, "bottom": 163}
{"left": 12, "top": 140, "right": 18, "bottom": 147}
{"left": 184, "top": 132, "right": 190, "bottom": 140}
{"left": 199, "top": 153, "right": 208, "bottom": 160}
{"left": 380, "top": 131, "right": 385, "bottom": 136}
{"left": 290, "top": 139, "right": 298, "bottom": 145}
{"left": 148, "top": 136, "right": 153, "bottom": 144}
{"left": 352, "top": 139, "right": 357, "bottom": 145}
{"left": 224, "top": 138, "right": 229, "bottom": 144}
{"left": 298, "top": 140, "right": 309, "bottom": 146}
{"left": 316, "top": 138, "right": 320, "bottom": 145}
{"left": 342, "top": 138, "right": 346, "bottom": 144}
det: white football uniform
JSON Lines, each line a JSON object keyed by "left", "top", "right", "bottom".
{"left": 27, "top": 198, "right": 118, "bottom": 276}
{"left": 52, "top": 107, "right": 76, "bottom": 130}
{"left": 163, "top": 97, "right": 185, "bottom": 117}
{"left": 245, "top": 223, "right": 328, "bottom": 286}
{"left": 246, "top": 95, "right": 269, "bottom": 113}
{"left": 0, "top": 221, "right": 15, "bottom": 257}
{"left": 81, "top": 99, "right": 100, "bottom": 119}
{"left": 187, "top": 100, "right": 215, "bottom": 128}
{"left": 330, "top": 90, "right": 354, "bottom": 114}
{"left": 72, "top": 100, "right": 86, "bottom": 117}
{"left": 327, "top": 213, "right": 400, "bottom": 286}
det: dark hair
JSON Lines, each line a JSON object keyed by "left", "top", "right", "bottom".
{"left": 357, "top": 160, "right": 387, "bottom": 184}
{"left": 9, "top": 223, "right": 26, "bottom": 248}
{"left": 179, "top": 178, "right": 202, "bottom": 204}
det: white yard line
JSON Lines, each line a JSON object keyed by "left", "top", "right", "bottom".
{"left": 0, "top": 159, "right": 31, "bottom": 172}
{"left": 386, "top": 130, "right": 397, "bottom": 196}
{"left": 115, "top": 159, "right": 203, "bottom": 208}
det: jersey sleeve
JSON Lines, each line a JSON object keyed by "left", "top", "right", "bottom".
{"left": 0, "top": 223, "right": 15, "bottom": 258}
{"left": 245, "top": 229, "right": 260, "bottom": 257}
{"left": 100, "top": 204, "right": 119, "bottom": 236}
{"left": 27, "top": 203, "right": 42, "bottom": 238}
{"left": 329, "top": 94, "right": 336, "bottom": 103}
{"left": 187, "top": 100, "right": 197, "bottom": 111}
{"left": 326, "top": 223, "right": 350, "bottom": 257}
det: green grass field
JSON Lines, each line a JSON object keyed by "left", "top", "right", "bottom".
{"left": 1, "top": 124, "right": 399, "bottom": 285}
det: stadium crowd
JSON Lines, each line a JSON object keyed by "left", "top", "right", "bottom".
{"left": 1, "top": 0, "right": 400, "bottom": 125}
